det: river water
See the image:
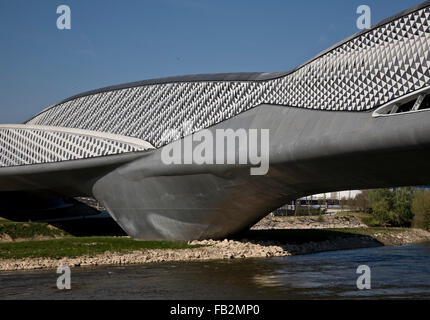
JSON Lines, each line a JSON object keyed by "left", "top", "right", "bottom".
{"left": 1, "top": 243, "right": 430, "bottom": 299}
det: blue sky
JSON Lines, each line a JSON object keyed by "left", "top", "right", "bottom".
{"left": 0, "top": 0, "right": 423, "bottom": 123}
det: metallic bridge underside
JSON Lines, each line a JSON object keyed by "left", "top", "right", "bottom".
{"left": 1, "top": 1, "right": 430, "bottom": 240}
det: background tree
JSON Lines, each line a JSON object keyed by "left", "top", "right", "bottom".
{"left": 363, "top": 187, "right": 415, "bottom": 227}
{"left": 392, "top": 187, "right": 415, "bottom": 226}
{"left": 412, "top": 190, "right": 430, "bottom": 230}
{"left": 354, "top": 191, "right": 370, "bottom": 212}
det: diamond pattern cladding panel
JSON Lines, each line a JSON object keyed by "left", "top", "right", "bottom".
{"left": 0, "top": 128, "right": 147, "bottom": 167}
{"left": 28, "top": 6, "right": 430, "bottom": 148}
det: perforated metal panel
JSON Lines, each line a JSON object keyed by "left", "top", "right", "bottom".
{"left": 22, "top": 6, "right": 430, "bottom": 148}
{"left": 0, "top": 127, "right": 150, "bottom": 167}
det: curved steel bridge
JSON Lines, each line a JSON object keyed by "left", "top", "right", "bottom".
{"left": 1, "top": 1, "right": 430, "bottom": 240}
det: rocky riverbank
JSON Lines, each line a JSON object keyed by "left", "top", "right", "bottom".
{"left": 0, "top": 239, "right": 287, "bottom": 271}
{"left": 2, "top": 215, "right": 430, "bottom": 271}
{"left": 1, "top": 226, "right": 430, "bottom": 271}
{"left": 251, "top": 215, "right": 367, "bottom": 230}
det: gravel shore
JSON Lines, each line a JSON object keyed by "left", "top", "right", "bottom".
{"left": 1, "top": 217, "right": 430, "bottom": 271}
{"left": 0, "top": 239, "right": 288, "bottom": 271}
{"left": 251, "top": 215, "right": 367, "bottom": 230}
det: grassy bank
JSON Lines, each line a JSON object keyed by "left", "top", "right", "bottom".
{"left": 236, "top": 227, "right": 407, "bottom": 244}
{"left": 0, "top": 220, "right": 67, "bottom": 240}
{"left": 1, "top": 225, "right": 430, "bottom": 271}
{"left": 335, "top": 211, "right": 384, "bottom": 227}
{"left": 0, "top": 237, "right": 201, "bottom": 260}
{"left": 1, "top": 212, "right": 430, "bottom": 268}
{"left": 0, "top": 227, "right": 422, "bottom": 261}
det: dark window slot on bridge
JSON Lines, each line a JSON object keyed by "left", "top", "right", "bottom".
{"left": 418, "top": 95, "right": 430, "bottom": 110}
{"left": 379, "top": 93, "right": 430, "bottom": 116}
{"left": 395, "top": 99, "right": 417, "bottom": 113}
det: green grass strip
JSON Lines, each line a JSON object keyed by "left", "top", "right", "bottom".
{"left": 0, "top": 237, "right": 201, "bottom": 259}
{"left": 0, "top": 221, "right": 65, "bottom": 239}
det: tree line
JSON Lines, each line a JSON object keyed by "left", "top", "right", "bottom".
{"left": 343, "top": 188, "right": 430, "bottom": 229}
